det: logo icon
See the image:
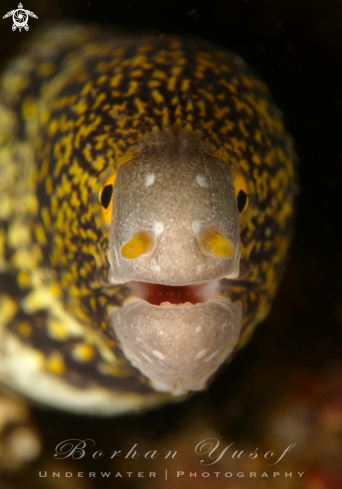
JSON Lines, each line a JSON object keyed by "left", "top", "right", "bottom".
{"left": 3, "top": 3, "right": 38, "bottom": 32}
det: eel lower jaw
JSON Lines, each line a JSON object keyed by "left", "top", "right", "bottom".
{"left": 110, "top": 278, "right": 243, "bottom": 396}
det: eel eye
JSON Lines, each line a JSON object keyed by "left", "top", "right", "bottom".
{"left": 232, "top": 172, "right": 249, "bottom": 213}
{"left": 101, "top": 185, "right": 113, "bottom": 209}
{"left": 237, "top": 190, "right": 248, "bottom": 213}
{"left": 99, "top": 172, "right": 116, "bottom": 223}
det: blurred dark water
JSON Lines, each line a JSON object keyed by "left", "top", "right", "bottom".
{"left": 0, "top": 0, "right": 342, "bottom": 487}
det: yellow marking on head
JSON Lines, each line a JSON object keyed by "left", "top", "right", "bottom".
{"left": 47, "top": 353, "right": 65, "bottom": 375}
{"left": 148, "top": 80, "right": 161, "bottom": 89}
{"left": 17, "top": 270, "right": 30, "bottom": 289}
{"left": 73, "top": 98, "right": 88, "bottom": 115}
{"left": 74, "top": 116, "right": 101, "bottom": 148}
{"left": 89, "top": 296, "right": 97, "bottom": 313}
{"left": 82, "top": 144, "right": 92, "bottom": 163}
{"left": 196, "top": 99, "right": 206, "bottom": 117}
{"left": 263, "top": 240, "right": 273, "bottom": 252}
{"left": 22, "top": 96, "right": 36, "bottom": 119}
{"left": 93, "top": 92, "right": 106, "bottom": 110}
{"left": 184, "top": 122, "right": 193, "bottom": 131}
{"left": 238, "top": 119, "right": 249, "bottom": 138}
{"left": 197, "top": 88, "right": 214, "bottom": 103}
{"left": 45, "top": 175, "right": 53, "bottom": 196}
{"left": 125, "top": 80, "right": 139, "bottom": 97}
{"left": 181, "top": 79, "right": 191, "bottom": 92}
{"left": 7, "top": 222, "right": 31, "bottom": 248}
{"left": 134, "top": 98, "right": 147, "bottom": 116}
{"left": 240, "top": 73, "right": 254, "bottom": 88}
{"left": 121, "top": 232, "right": 152, "bottom": 259}
{"left": 48, "top": 119, "right": 59, "bottom": 136}
{"left": 41, "top": 207, "right": 51, "bottom": 231}
{"left": 97, "top": 74, "right": 108, "bottom": 84}
{"left": 141, "top": 62, "right": 154, "bottom": 70}
{"left": 0, "top": 296, "right": 18, "bottom": 327}
{"left": 109, "top": 101, "right": 127, "bottom": 120}
{"left": 232, "top": 171, "right": 249, "bottom": 196}
{"left": 200, "top": 58, "right": 220, "bottom": 75}
{"left": 230, "top": 137, "right": 246, "bottom": 157}
{"left": 151, "top": 89, "right": 164, "bottom": 105}
{"left": 74, "top": 116, "right": 85, "bottom": 129}
{"left": 278, "top": 201, "right": 293, "bottom": 230}
{"left": 174, "top": 104, "right": 183, "bottom": 117}
{"left": 200, "top": 231, "right": 235, "bottom": 258}
{"left": 170, "top": 66, "right": 182, "bottom": 76}
{"left": 131, "top": 69, "right": 143, "bottom": 78}
{"left": 93, "top": 155, "right": 106, "bottom": 171}
{"left": 194, "top": 69, "right": 205, "bottom": 80}
{"left": 0, "top": 229, "right": 5, "bottom": 270}
{"left": 86, "top": 228, "right": 98, "bottom": 242}
{"left": 57, "top": 173, "right": 73, "bottom": 199}
{"left": 209, "top": 146, "right": 229, "bottom": 165}
{"left": 39, "top": 155, "right": 50, "bottom": 181}
{"left": 88, "top": 175, "right": 97, "bottom": 190}
{"left": 54, "top": 134, "right": 74, "bottom": 176}
{"left": 72, "top": 343, "right": 95, "bottom": 363}
{"left": 186, "top": 100, "right": 194, "bottom": 112}
{"left": 252, "top": 153, "right": 262, "bottom": 165}
{"left": 95, "top": 61, "right": 109, "bottom": 72}
{"left": 165, "top": 75, "right": 176, "bottom": 91}
{"left": 110, "top": 73, "right": 122, "bottom": 88}
{"left": 116, "top": 147, "right": 137, "bottom": 168}
{"left": 69, "top": 284, "right": 81, "bottom": 297}
{"left": 18, "top": 321, "right": 32, "bottom": 338}
{"left": 34, "top": 223, "right": 48, "bottom": 246}
{"left": 130, "top": 54, "right": 146, "bottom": 67}
{"left": 161, "top": 108, "right": 170, "bottom": 126}
{"left": 152, "top": 69, "right": 167, "bottom": 80}
{"left": 214, "top": 105, "right": 230, "bottom": 120}
{"left": 170, "top": 96, "right": 179, "bottom": 106}
{"left": 47, "top": 318, "right": 69, "bottom": 341}
{"left": 220, "top": 79, "right": 238, "bottom": 95}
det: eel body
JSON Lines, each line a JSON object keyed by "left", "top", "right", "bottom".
{"left": 0, "top": 24, "right": 296, "bottom": 414}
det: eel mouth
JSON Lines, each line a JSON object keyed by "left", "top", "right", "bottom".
{"left": 124, "top": 279, "right": 223, "bottom": 306}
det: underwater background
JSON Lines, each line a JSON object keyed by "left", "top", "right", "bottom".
{"left": 0, "top": 0, "right": 342, "bottom": 487}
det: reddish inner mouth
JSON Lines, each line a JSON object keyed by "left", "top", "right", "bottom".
{"left": 126, "top": 280, "right": 221, "bottom": 306}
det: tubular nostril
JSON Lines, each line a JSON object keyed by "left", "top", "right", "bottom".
{"left": 199, "top": 230, "right": 235, "bottom": 259}
{"left": 121, "top": 232, "right": 153, "bottom": 259}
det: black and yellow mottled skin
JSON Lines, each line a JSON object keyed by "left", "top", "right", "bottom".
{"left": 0, "top": 24, "right": 296, "bottom": 414}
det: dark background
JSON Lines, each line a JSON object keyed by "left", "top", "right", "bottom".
{"left": 0, "top": 0, "right": 342, "bottom": 487}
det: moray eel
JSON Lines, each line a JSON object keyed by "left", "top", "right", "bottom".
{"left": 0, "top": 24, "right": 296, "bottom": 414}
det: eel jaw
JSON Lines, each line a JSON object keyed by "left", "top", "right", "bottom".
{"left": 110, "top": 280, "right": 242, "bottom": 395}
